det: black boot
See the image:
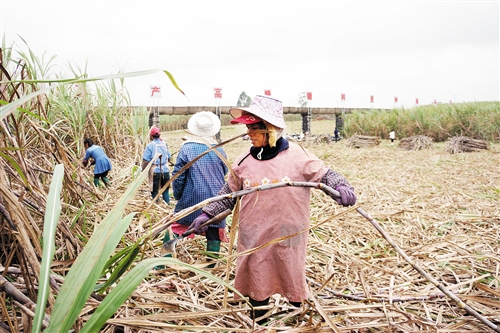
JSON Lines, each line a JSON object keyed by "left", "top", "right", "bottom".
{"left": 249, "top": 297, "right": 270, "bottom": 325}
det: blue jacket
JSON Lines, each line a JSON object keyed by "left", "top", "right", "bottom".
{"left": 84, "top": 145, "right": 112, "bottom": 174}
{"left": 142, "top": 139, "right": 171, "bottom": 173}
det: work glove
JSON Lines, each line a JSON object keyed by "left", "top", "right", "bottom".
{"left": 189, "top": 212, "right": 211, "bottom": 234}
{"left": 334, "top": 186, "right": 356, "bottom": 206}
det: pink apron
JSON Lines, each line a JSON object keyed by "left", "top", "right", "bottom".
{"left": 228, "top": 143, "right": 329, "bottom": 302}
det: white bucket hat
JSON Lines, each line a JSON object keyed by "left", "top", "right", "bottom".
{"left": 229, "top": 95, "right": 286, "bottom": 129}
{"left": 187, "top": 111, "right": 221, "bottom": 137}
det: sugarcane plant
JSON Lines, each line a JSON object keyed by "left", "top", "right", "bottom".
{"left": 2, "top": 41, "right": 240, "bottom": 332}
{"left": 31, "top": 160, "right": 245, "bottom": 333}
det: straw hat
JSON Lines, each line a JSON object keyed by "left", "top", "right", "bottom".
{"left": 229, "top": 95, "right": 286, "bottom": 129}
{"left": 187, "top": 111, "right": 221, "bottom": 137}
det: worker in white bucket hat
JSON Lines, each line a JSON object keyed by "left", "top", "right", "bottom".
{"left": 163, "top": 111, "right": 228, "bottom": 267}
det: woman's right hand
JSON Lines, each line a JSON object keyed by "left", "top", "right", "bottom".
{"left": 189, "top": 213, "right": 211, "bottom": 234}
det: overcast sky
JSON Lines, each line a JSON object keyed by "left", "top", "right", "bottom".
{"left": 1, "top": 0, "right": 499, "bottom": 109}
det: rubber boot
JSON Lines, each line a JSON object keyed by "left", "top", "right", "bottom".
{"left": 93, "top": 177, "right": 100, "bottom": 187}
{"left": 206, "top": 240, "right": 220, "bottom": 268}
{"left": 154, "top": 232, "right": 173, "bottom": 270}
{"left": 102, "top": 177, "right": 110, "bottom": 187}
{"left": 249, "top": 297, "right": 270, "bottom": 325}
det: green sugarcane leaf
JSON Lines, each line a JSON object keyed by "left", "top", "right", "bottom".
{"left": 99, "top": 243, "right": 135, "bottom": 278}
{"left": 47, "top": 213, "right": 136, "bottom": 332}
{"left": 163, "top": 70, "right": 186, "bottom": 97}
{"left": 94, "top": 242, "right": 141, "bottom": 293}
{"left": 80, "top": 257, "right": 246, "bottom": 333}
{"left": 1, "top": 69, "right": 157, "bottom": 84}
{"left": 46, "top": 166, "right": 148, "bottom": 332}
{"left": 2, "top": 69, "right": 187, "bottom": 99}
{"left": 70, "top": 203, "right": 86, "bottom": 229}
{"left": 17, "top": 106, "right": 50, "bottom": 123}
{"left": 32, "top": 164, "right": 64, "bottom": 333}
{"left": 0, "top": 151, "right": 29, "bottom": 188}
{"left": 1, "top": 69, "right": 187, "bottom": 122}
{"left": 0, "top": 87, "right": 51, "bottom": 121}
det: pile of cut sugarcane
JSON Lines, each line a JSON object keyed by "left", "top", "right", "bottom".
{"left": 399, "top": 135, "right": 434, "bottom": 150}
{"left": 345, "top": 134, "right": 381, "bottom": 148}
{"left": 446, "top": 136, "right": 489, "bottom": 154}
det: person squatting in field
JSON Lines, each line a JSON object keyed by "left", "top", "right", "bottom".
{"left": 82, "top": 138, "right": 112, "bottom": 187}
{"left": 188, "top": 95, "right": 357, "bottom": 324}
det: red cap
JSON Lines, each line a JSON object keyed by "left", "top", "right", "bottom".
{"left": 230, "top": 114, "right": 263, "bottom": 125}
{"left": 149, "top": 127, "right": 160, "bottom": 136}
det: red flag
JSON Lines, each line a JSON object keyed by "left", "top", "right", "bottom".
{"left": 416, "top": 98, "right": 419, "bottom": 104}
{"left": 306, "top": 92, "right": 312, "bottom": 100}
{"left": 214, "top": 87, "right": 222, "bottom": 99}
{"left": 394, "top": 96, "right": 398, "bottom": 103}
{"left": 341, "top": 93, "right": 345, "bottom": 101}
{"left": 370, "top": 95, "right": 374, "bottom": 103}
{"left": 150, "top": 86, "right": 161, "bottom": 98}
{"left": 264, "top": 89, "right": 271, "bottom": 96}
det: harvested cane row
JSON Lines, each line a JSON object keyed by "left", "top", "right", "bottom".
{"left": 1, "top": 123, "right": 499, "bottom": 332}
{"left": 92, "top": 130, "right": 499, "bottom": 332}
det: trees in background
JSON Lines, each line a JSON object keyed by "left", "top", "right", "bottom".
{"left": 236, "top": 91, "right": 252, "bottom": 107}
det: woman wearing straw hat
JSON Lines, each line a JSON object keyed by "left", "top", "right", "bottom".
{"left": 166, "top": 111, "right": 228, "bottom": 265}
{"left": 189, "top": 95, "right": 356, "bottom": 324}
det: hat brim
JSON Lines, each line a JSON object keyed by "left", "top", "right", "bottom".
{"left": 230, "top": 114, "right": 263, "bottom": 125}
{"left": 228, "top": 95, "right": 286, "bottom": 129}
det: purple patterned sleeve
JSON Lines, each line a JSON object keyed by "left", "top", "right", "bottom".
{"left": 321, "top": 168, "right": 354, "bottom": 198}
{"left": 202, "top": 182, "right": 236, "bottom": 217}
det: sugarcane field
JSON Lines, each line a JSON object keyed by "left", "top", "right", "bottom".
{"left": 1, "top": 80, "right": 499, "bottom": 333}
{"left": 0, "top": 42, "right": 499, "bottom": 333}
{"left": 2, "top": 1, "right": 500, "bottom": 331}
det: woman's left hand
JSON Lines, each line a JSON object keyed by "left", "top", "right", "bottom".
{"left": 335, "top": 186, "right": 356, "bottom": 206}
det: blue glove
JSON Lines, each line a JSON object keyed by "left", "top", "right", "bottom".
{"left": 335, "top": 186, "right": 356, "bottom": 206}
{"left": 189, "top": 212, "right": 211, "bottom": 234}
